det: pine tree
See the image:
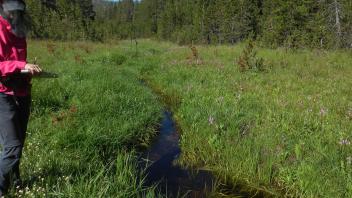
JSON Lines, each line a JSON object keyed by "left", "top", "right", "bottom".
{"left": 24, "top": 0, "right": 352, "bottom": 48}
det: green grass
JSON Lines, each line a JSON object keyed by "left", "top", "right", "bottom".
{"left": 132, "top": 40, "right": 352, "bottom": 197}
{"left": 11, "top": 40, "right": 164, "bottom": 197}
{"left": 15, "top": 39, "right": 352, "bottom": 197}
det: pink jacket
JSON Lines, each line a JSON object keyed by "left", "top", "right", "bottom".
{"left": 0, "top": 15, "right": 29, "bottom": 96}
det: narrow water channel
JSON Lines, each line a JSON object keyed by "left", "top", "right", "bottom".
{"left": 138, "top": 78, "right": 274, "bottom": 197}
{"left": 139, "top": 111, "right": 215, "bottom": 198}
{"left": 138, "top": 110, "right": 273, "bottom": 198}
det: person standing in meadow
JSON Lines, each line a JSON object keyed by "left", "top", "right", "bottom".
{"left": 0, "top": 0, "right": 41, "bottom": 195}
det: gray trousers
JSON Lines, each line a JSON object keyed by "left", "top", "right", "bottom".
{"left": 0, "top": 93, "right": 30, "bottom": 193}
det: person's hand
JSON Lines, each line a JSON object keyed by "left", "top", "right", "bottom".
{"left": 24, "top": 63, "right": 42, "bottom": 76}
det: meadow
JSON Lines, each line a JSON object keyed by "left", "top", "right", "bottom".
{"left": 16, "top": 39, "right": 352, "bottom": 197}
{"left": 13, "top": 40, "right": 164, "bottom": 197}
{"left": 136, "top": 41, "right": 352, "bottom": 197}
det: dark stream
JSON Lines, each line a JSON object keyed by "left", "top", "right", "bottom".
{"left": 139, "top": 111, "right": 215, "bottom": 198}
{"left": 138, "top": 111, "right": 272, "bottom": 198}
{"left": 138, "top": 78, "right": 273, "bottom": 197}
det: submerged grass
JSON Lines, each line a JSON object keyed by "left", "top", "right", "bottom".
{"left": 10, "top": 40, "right": 164, "bottom": 197}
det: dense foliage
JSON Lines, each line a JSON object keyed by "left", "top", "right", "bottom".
{"left": 133, "top": 0, "right": 352, "bottom": 48}
{"left": 26, "top": 0, "right": 97, "bottom": 40}
{"left": 27, "top": 0, "right": 352, "bottom": 48}
{"left": 26, "top": 0, "right": 352, "bottom": 48}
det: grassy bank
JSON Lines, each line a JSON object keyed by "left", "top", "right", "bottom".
{"left": 17, "top": 39, "right": 352, "bottom": 197}
{"left": 134, "top": 40, "right": 352, "bottom": 197}
{"left": 13, "top": 40, "right": 163, "bottom": 197}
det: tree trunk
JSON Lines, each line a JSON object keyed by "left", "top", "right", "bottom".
{"left": 334, "top": 0, "right": 342, "bottom": 38}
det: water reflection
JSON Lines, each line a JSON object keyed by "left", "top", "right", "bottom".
{"left": 139, "top": 111, "right": 215, "bottom": 198}
{"left": 139, "top": 111, "right": 270, "bottom": 198}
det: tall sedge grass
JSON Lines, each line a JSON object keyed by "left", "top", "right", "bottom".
{"left": 14, "top": 39, "right": 352, "bottom": 197}
{"left": 137, "top": 40, "right": 352, "bottom": 197}
{"left": 9, "top": 40, "right": 163, "bottom": 197}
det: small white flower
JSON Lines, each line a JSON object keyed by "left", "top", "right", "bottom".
{"left": 320, "top": 107, "right": 328, "bottom": 116}
{"left": 339, "top": 139, "right": 351, "bottom": 146}
{"left": 208, "top": 116, "right": 215, "bottom": 125}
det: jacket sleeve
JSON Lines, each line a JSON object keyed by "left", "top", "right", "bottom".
{"left": 0, "top": 25, "right": 26, "bottom": 77}
{"left": 0, "top": 60, "right": 26, "bottom": 77}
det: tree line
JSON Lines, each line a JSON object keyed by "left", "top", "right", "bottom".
{"left": 26, "top": 0, "right": 352, "bottom": 49}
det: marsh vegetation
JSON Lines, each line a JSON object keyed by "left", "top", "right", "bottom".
{"left": 17, "top": 39, "right": 352, "bottom": 197}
